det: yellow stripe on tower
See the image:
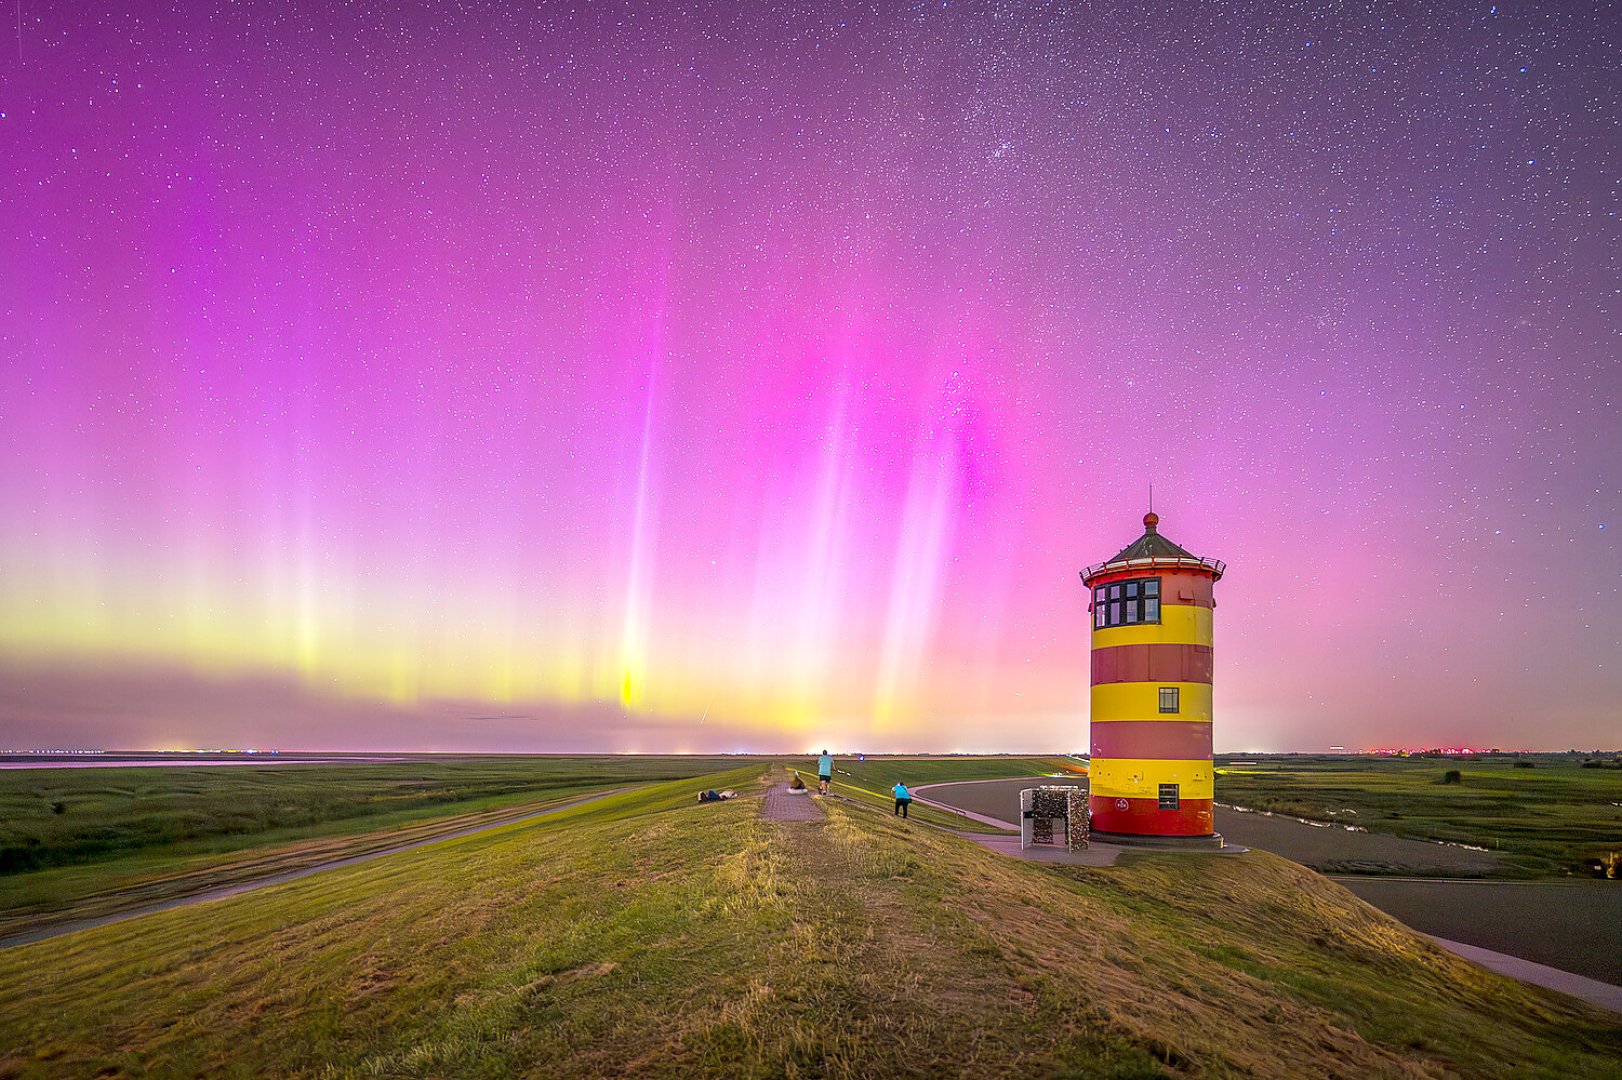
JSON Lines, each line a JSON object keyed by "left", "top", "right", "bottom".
{"left": 1091, "top": 605, "right": 1212, "bottom": 648}
{"left": 1088, "top": 758, "right": 1215, "bottom": 800}
{"left": 1090, "top": 682, "right": 1213, "bottom": 723}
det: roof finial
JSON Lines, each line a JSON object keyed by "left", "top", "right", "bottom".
{"left": 1145, "top": 484, "right": 1158, "bottom": 531}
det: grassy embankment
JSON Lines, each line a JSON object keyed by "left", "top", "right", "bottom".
{"left": 792, "top": 754, "right": 1081, "bottom": 829}
{"left": 1215, "top": 755, "right": 1622, "bottom": 877}
{"left": 1, "top": 763, "right": 1616, "bottom": 1079}
{"left": 0, "top": 757, "right": 764, "bottom": 933}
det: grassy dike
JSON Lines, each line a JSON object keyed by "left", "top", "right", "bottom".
{"left": 0, "top": 766, "right": 1616, "bottom": 1079}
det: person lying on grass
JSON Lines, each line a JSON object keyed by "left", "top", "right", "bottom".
{"left": 696, "top": 789, "right": 737, "bottom": 803}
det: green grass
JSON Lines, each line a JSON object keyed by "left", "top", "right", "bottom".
{"left": 0, "top": 757, "right": 766, "bottom": 925}
{"left": 0, "top": 757, "right": 766, "bottom": 873}
{"left": 790, "top": 754, "right": 1079, "bottom": 830}
{"left": 0, "top": 761, "right": 1615, "bottom": 1078}
{"left": 1214, "top": 754, "right": 1622, "bottom": 877}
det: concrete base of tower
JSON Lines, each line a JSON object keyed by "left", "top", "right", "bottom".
{"left": 1089, "top": 830, "right": 1228, "bottom": 851}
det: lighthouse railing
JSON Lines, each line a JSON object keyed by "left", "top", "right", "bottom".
{"left": 1079, "top": 555, "right": 1225, "bottom": 581}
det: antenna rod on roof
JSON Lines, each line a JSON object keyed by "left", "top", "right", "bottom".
{"left": 1149, "top": 483, "right": 1153, "bottom": 514}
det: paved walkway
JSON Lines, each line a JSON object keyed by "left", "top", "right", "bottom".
{"left": 0, "top": 787, "right": 626, "bottom": 951}
{"left": 963, "top": 832, "right": 1124, "bottom": 867}
{"left": 761, "top": 782, "right": 825, "bottom": 822}
{"left": 910, "top": 781, "right": 1124, "bottom": 867}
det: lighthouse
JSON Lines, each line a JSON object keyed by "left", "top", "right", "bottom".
{"left": 1081, "top": 512, "right": 1224, "bottom": 841}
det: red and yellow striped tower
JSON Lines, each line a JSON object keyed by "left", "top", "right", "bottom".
{"left": 1081, "top": 512, "right": 1224, "bottom": 842}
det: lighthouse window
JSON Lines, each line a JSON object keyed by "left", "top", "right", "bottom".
{"left": 1092, "top": 577, "right": 1163, "bottom": 628}
{"left": 1159, "top": 687, "right": 1180, "bottom": 714}
{"left": 1158, "top": 783, "right": 1181, "bottom": 810}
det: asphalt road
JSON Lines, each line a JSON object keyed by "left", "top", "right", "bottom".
{"left": 1335, "top": 877, "right": 1622, "bottom": 985}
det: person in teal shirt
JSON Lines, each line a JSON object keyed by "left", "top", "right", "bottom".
{"left": 892, "top": 782, "right": 911, "bottom": 818}
{"left": 817, "top": 750, "right": 833, "bottom": 795}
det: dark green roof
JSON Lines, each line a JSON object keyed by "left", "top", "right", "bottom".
{"left": 1107, "top": 515, "right": 1197, "bottom": 564}
{"left": 1081, "top": 513, "right": 1224, "bottom": 584}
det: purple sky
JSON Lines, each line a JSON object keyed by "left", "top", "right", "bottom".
{"left": 1, "top": 1, "right": 1617, "bottom": 753}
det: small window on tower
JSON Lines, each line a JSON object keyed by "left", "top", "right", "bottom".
{"left": 1158, "top": 783, "right": 1180, "bottom": 810}
{"left": 1144, "top": 579, "right": 1159, "bottom": 597}
{"left": 1144, "top": 598, "right": 1159, "bottom": 621}
{"left": 1159, "top": 686, "right": 1180, "bottom": 714}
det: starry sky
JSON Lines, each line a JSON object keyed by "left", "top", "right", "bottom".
{"left": 1, "top": 1, "right": 1617, "bottom": 754}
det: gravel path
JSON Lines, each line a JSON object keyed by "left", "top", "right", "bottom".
{"left": 761, "top": 782, "right": 824, "bottom": 822}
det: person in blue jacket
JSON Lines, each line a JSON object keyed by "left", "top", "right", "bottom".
{"left": 892, "top": 781, "right": 911, "bottom": 818}
{"left": 817, "top": 750, "right": 833, "bottom": 795}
